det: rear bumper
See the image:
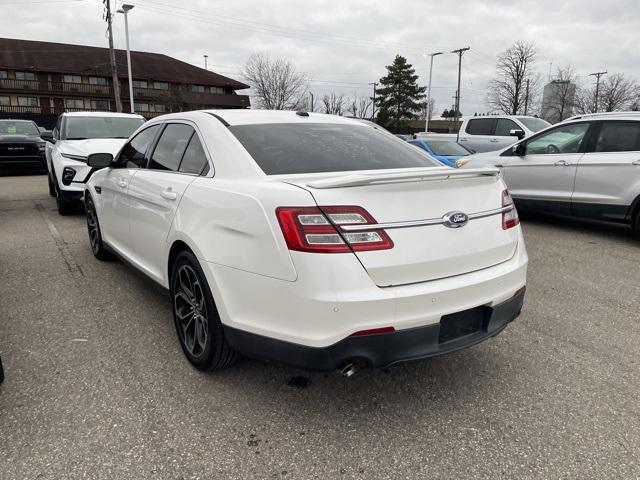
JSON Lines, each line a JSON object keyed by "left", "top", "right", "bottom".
{"left": 224, "top": 288, "right": 525, "bottom": 371}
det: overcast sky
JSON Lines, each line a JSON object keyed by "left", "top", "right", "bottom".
{"left": 1, "top": 0, "right": 639, "bottom": 116}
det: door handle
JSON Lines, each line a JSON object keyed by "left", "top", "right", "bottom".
{"left": 459, "top": 138, "right": 467, "bottom": 142}
{"left": 554, "top": 160, "right": 570, "bottom": 166}
{"left": 117, "top": 179, "right": 127, "bottom": 188}
{"left": 161, "top": 188, "right": 178, "bottom": 200}
{"left": 632, "top": 159, "right": 640, "bottom": 166}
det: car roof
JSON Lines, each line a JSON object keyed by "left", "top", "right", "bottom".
{"left": 62, "top": 111, "right": 145, "bottom": 119}
{"left": 0, "top": 118, "right": 36, "bottom": 123}
{"left": 564, "top": 111, "right": 640, "bottom": 122}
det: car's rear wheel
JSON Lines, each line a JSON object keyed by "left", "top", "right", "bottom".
{"left": 170, "top": 250, "right": 239, "bottom": 370}
{"left": 85, "top": 194, "right": 110, "bottom": 260}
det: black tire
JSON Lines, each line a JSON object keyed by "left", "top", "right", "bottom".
{"left": 85, "top": 194, "right": 111, "bottom": 260}
{"left": 54, "top": 181, "right": 74, "bottom": 215}
{"left": 170, "top": 250, "right": 239, "bottom": 370}
{"left": 0, "top": 355, "right": 4, "bottom": 384}
{"left": 48, "top": 174, "right": 55, "bottom": 197}
{"left": 633, "top": 210, "right": 640, "bottom": 239}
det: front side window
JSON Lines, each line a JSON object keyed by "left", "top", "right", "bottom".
{"left": 63, "top": 74, "right": 82, "bottom": 83}
{"left": 465, "top": 118, "right": 496, "bottom": 135}
{"left": 89, "top": 76, "right": 107, "bottom": 85}
{"left": 16, "top": 71, "right": 36, "bottom": 80}
{"left": 18, "top": 96, "right": 38, "bottom": 106}
{"left": 118, "top": 125, "right": 160, "bottom": 168}
{"left": 494, "top": 118, "right": 520, "bottom": 136}
{"left": 63, "top": 116, "right": 145, "bottom": 140}
{"left": 230, "top": 123, "right": 440, "bottom": 175}
{"left": 65, "top": 98, "right": 84, "bottom": 108}
{"left": 179, "top": 134, "right": 209, "bottom": 175}
{"left": 153, "top": 81, "right": 169, "bottom": 90}
{"left": 525, "top": 122, "right": 590, "bottom": 155}
{"left": 593, "top": 122, "right": 640, "bottom": 153}
{"left": 148, "top": 124, "right": 194, "bottom": 171}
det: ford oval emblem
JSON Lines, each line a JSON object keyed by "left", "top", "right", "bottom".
{"left": 442, "top": 211, "right": 469, "bottom": 228}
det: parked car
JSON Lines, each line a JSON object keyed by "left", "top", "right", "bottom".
{"left": 420, "top": 115, "right": 550, "bottom": 153}
{"left": 408, "top": 138, "right": 473, "bottom": 167}
{"left": 0, "top": 119, "right": 49, "bottom": 171}
{"left": 45, "top": 111, "right": 145, "bottom": 214}
{"left": 461, "top": 112, "right": 640, "bottom": 236}
{"left": 83, "top": 110, "right": 527, "bottom": 374}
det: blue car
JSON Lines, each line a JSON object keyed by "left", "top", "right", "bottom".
{"left": 407, "top": 138, "right": 473, "bottom": 167}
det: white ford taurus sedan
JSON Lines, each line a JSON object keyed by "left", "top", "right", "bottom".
{"left": 84, "top": 110, "right": 528, "bottom": 374}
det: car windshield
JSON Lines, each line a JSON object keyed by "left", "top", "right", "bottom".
{"left": 517, "top": 117, "right": 551, "bottom": 132}
{"left": 63, "top": 116, "right": 144, "bottom": 140}
{"left": 0, "top": 120, "right": 40, "bottom": 135}
{"left": 426, "top": 140, "right": 470, "bottom": 156}
{"left": 229, "top": 123, "right": 440, "bottom": 175}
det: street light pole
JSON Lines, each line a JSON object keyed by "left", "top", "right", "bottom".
{"left": 204, "top": 55, "right": 208, "bottom": 70}
{"left": 425, "top": 52, "right": 443, "bottom": 134}
{"left": 118, "top": 4, "right": 135, "bottom": 113}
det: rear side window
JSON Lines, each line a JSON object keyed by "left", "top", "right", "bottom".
{"left": 465, "top": 118, "right": 496, "bottom": 135}
{"left": 229, "top": 123, "right": 439, "bottom": 175}
{"left": 149, "top": 124, "right": 194, "bottom": 171}
{"left": 593, "top": 122, "right": 640, "bottom": 152}
{"left": 494, "top": 118, "right": 519, "bottom": 136}
{"left": 119, "top": 125, "right": 161, "bottom": 168}
{"left": 179, "top": 134, "right": 209, "bottom": 175}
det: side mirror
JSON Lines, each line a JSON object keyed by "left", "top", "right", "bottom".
{"left": 87, "top": 153, "right": 114, "bottom": 168}
{"left": 509, "top": 129, "right": 525, "bottom": 140}
{"left": 40, "top": 130, "right": 54, "bottom": 143}
{"left": 512, "top": 143, "right": 526, "bottom": 156}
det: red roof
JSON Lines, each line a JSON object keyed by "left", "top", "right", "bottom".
{"left": 0, "top": 37, "right": 249, "bottom": 90}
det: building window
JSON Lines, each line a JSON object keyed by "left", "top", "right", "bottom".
{"left": 132, "top": 80, "right": 148, "bottom": 88}
{"left": 0, "top": 96, "right": 10, "bottom": 106}
{"left": 90, "top": 99, "right": 110, "bottom": 110}
{"left": 152, "top": 81, "right": 169, "bottom": 90}
{"left": 63, "top": 74, "right": 82, "bottom": 83}
{"left": 191, "top": 85, "right": 205, "bottom": 93}
{"left": 16, "top": 71, "right": 36, "bottom": 80}
{"left": 0, "top": 71, "right": 7, "bottom": 80}
{"left": 210, "top": 86, "right": 224, "bottom": 94}
{"left": 18, "top": 96, "right": 39, "bottom": 106}
{"left": 154, "top": 104, "right": 168, "bottom": 113}
{"left": 65, "top": 98, "right": 84, "bottom": 108}
{"left": 89, "top": 76, "right": 108, "bottom": 85}
{"left": 135, "top": 102, "right": 149, "bottom": 112}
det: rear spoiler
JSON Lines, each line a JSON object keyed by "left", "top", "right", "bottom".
{"left": 306, "top": 167, "right": 500, "bottom": 189}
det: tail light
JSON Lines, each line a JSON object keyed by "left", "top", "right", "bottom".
{"left": 502, "top": 189, "right": 520, "bottom": 229}
{"left": 276, "top": 206, "right": 394, "bottom": 253}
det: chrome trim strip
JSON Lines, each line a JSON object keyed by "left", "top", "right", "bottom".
{"left": 339, "top": 205, "right": 513, "bottom": 231}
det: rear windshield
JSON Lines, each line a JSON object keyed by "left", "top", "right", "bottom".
{"left": 229, "top": 123, "right": 440, "bottom": 175}
{"left": 0, "top": 120, "right": 39, "bottom": 135}
{"left": 517, "top": 117, "right": 550, "bottom": 132}
{"left": 427, "top": 140, "right": 470, "bottom": 156}
{"left": 63, "top": 116, "right": 145, "bottom": 140}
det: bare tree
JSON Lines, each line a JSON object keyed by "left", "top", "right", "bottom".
{"left": 487, "top": 41, "right": 539, "bottom": 115}
{"left": 348, "top": 92, "right": 373, "bottom": 118}
{"left": 321, "top": 92, "right": 346, "bottom": 115}
{"left": 541, "top": 66, "right": 577, "bottom": 123}
{"left": 575, "top": 73, "right": 640, "bottom": 113}
{"left": 242, "top": 53, "right": 309, "bottom": 110}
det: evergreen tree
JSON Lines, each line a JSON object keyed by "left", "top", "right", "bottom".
{"left": 375, "top": 55, "right": 426, "bottom": 131}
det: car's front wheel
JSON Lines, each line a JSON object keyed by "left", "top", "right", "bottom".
{"left": 54, "top": 181, "right": 73, "bottom": 215}
{"left": 48, "top": 174, "right": 55, "bottom": 197}
{"left": 170, "top": 250, "right": 239, "bottom": 370}
{"left": 85, "top": 194, "right": 110, "bottom": 260}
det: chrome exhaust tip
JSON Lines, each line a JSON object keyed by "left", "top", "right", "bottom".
{"left": 340, "top": 362, "right": 358, "bottom": 378}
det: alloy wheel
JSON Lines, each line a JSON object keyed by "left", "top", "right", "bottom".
{"left": 86, "top": 200, "right": 100, "bottom": 254}
{"left": 173, "top": 265, "right": 208, "bottom": 358}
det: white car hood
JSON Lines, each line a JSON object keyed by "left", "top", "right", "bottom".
{"left": 59, "top": 138, "right": 127, "bottom": 157}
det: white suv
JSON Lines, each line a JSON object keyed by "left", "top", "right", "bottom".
{"left": 463, "top": 112, "right": 640, "bottom": 235}
{"left": 82, "top": 110, "right": 528, "bottom": 373}
{"left": 45, "top": 111, "right": 145, "bottom": 214}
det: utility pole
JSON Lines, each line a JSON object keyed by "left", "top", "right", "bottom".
{"left": 104, "top": 0, "right": 122, "bottom": 112}
{"left": 425, "top": 52, "right": 443, "bottom": 134}
{"left": 589, "top": 71, "right": 607, "bottom": 112}
{"left": 451, "top": 47, "right": 470, "bottom": 132}
{"left": 369, "top": 82, "right": 378, "bottom": 121}
{"left": 204, "top": 55, "right": 208, "bottom": 70}
{"left": 524, "top": 79, "right": 530, "bottom": 115}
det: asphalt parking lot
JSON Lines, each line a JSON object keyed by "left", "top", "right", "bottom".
{"left": 1, "top": 174, "right": 639, "bottom": 479}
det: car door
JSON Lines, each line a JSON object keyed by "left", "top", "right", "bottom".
{"left": 491, "top": 118, "right": 521, "bottom": 151}
{"left": 99, "top": 124, "right": 161, "bottom": 253}
{"left": 572, "top": 120, "right": 640, "bottom": 221}
{"left": 502, "top": 121, "right": 593, "bottom": 214}
{"left": 126, "top": 122, "right": 208, "bottom": 282}
{"left": 458, "top": 118, "right": 497, "bottom": 153}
